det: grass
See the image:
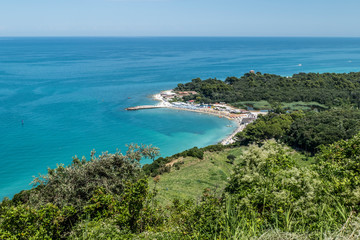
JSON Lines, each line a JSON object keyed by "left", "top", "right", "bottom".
{"left": 232, "top": 101, "right": 328, "bottom": 111}
{"left": 149, "top": 144, "right": 312, "bottom": 205}
{"left": 232, "top": 100, "right": 272, "bottom": 110}
{"left": 149, "top": 147, "right": 245, "bottom": 205}
{"left": 281, "top": 101, "right": 328, "bottom": 111}
{"left": 289, "top": 150, "right": 316, "bottom": 168}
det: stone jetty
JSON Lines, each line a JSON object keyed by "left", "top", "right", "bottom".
{"left": 125, "top": 105, "right": 164, "bottom": 111}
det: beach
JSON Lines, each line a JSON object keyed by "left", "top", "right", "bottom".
{"left": 148, "top": 90, "right": 263, "bottom": 145}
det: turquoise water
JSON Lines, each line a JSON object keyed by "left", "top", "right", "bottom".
{"left": 1, "top": 37, "right": 360, "bottom": 199}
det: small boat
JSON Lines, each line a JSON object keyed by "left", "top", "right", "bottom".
{"left": 128, "top": 97, "right": 131, "bottom": 99}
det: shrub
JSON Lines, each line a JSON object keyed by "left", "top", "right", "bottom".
{"left": 142, "top": 157, "right": 171, "bottom": 177}
{"left": 0, "top": 144, "right": 161, "bottom": 238}
{"left": 69, "top": 219, "right": 130, "bottom": 240}
{"left": 202, "top": 144, "right": 226, "bottom": 152}
{"left": 226, "top": 154, "right": 236, "bottom": 164}
{"left": 315, "top": 133, "right": 360, "bottom": 209}
{"left": 226, "top": 140, "right": 347, "bottom": 233}
{"left": 0, "top": 203, "right": 77, "bottom": 239}
{"left": 185, "top": 147, "right": 204, "bottom": 159}
{"left": 27, "top": 144, "right": 159, "bottom": 210}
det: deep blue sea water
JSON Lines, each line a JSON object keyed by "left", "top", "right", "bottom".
{"left": 0, "top": 37, "right": 360, "bottom": 199}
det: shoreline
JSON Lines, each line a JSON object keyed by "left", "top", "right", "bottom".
{"left": 168, "top": 106, "right": 241, "bottom": 144}
{"left": 150, "top": 90, "right": 257, "bottom": 145}
{"left": 152, "top": 90, "right": 237, "bottom": 119}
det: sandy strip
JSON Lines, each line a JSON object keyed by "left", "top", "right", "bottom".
{"left": 151, "top": 91, "right": 245, "bottom": 145}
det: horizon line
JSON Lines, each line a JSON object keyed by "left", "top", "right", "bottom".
{"left": 1, "top": 35, "right": 360, "bottom": 38}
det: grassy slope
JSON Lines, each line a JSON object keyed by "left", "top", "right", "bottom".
{"left": 232, "top": 100, "right": 328, "bottom": 111}
{"left": 149, "top": 145, "right": 314, "bottom": 205}
{"left": 149, "top": 147, "right": 245, "bottom": 205}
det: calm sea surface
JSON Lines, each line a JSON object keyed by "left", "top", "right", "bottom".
{"left": 0, "top": 37, "right": 360, "bottom": 199}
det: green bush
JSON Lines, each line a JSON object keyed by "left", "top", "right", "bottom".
{"left": 185, "top": 147, "right": 204, "bottom": 159}
{"left": 226, "top": 154, "right": 236, "bottom": 164}
{"left": 315, "top": 133, "right": 360, "bottom": 209}
{"left": 202, "top": 144, "right": 226, "bottom": 152}
{"left": 142, "top": 157, "right": 171, "bottom": 177}
{"left": 27, "top": 144, "right": 159, "bottom": 210}
{"left": 69, "top": 219, "right": 130, "bottom": 240}
{"left": 0, "top": 203, "right": 76, "bottom": 239}
{"left": 226, "top": 140, "right": 348, "bottom": 233}
{"left": 0, "top": 144, "right": 161, "bottom": 239}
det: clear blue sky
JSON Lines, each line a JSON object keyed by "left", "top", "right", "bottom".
{"left": 1, "top": 0, "right": 359, "bottom": 37}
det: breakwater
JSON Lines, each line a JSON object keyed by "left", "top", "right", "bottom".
{"left": 125, "top": 105, "right": 164, "bottom": 110}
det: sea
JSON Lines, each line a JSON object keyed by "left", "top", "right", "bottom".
{"left": 0, "top": 37, "right": 360, "bottom": 199}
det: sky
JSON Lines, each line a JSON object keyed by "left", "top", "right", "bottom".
{"left": 0, "top": 0, "right": 359, "bottom": 37}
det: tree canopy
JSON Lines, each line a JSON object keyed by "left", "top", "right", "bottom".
{"left": 175, "top": 72, "right": 360, "bottom": 107}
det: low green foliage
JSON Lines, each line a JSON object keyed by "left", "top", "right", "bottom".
{"left": 226, "top": 154, "right": 236, "bottom": 164}
{"left": 149, "top": 148, "right": 243, "bottom": 205}
{"left": 0, "top": 203, "right": 76, "bottom": 239}
{"left": 226, "top": 140, "right": 346, "bottom": 234}
{"left": 142, "top": 157, "right": 171, "bottom": 177}
{"left": 315, "top": 133, "right": 360, "bottom": 210}
{"left": 143, "top": 144, "right": 225, "bottom": 177}
{"left": 231, "top": 100, "right": 328, "bottom": 111}
{"left": 25, "top": 144, "right": 158, "bottom": 210}
{"left": 281, "top": 101, "right": 328, "bottom": 111}
{"left": 69, "top": 218, "right": 144, "bottom": 240}
{"left": 232, "top": 100, "right": 272, "bottom": 110}
{"left": 3, "top": 132, "right": 360, "bottom": 239}
{"left": 166, "top": 139, "right": 358, "bottom": 239}
{"left": 0, "top": 144, "right": 162, "bottom": 239}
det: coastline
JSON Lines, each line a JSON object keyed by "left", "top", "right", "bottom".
{"left": 152, "top": 91, "right": 237, "bottom": 120}
{"left": 220, "top": 118, "right": 243, "bottom": 145}
{"left": 150, "top": 90, "right": 256, "bottom": 145}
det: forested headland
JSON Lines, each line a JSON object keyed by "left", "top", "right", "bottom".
{"left": 175, "top": 72, "right": 360, "bottom": 109}
{"left": 2, "top": 72, "right": 360, "bottom": 239}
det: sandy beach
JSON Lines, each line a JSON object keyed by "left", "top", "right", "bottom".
{"left": 151, "top": 90, "right": 253, "bottom": 145}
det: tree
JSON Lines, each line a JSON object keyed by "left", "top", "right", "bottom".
{"left": 18, "top": 144, "right": 159, "bottom": 210}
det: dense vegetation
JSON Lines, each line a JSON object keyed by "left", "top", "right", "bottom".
{"left": 3, "top": 136, "right": 360, "bottom": 239}
{"left": 236, "top": 109, "right": 360, "bottom": 153}
{"left": 0, "top": 144, "right": 161, "bottom": 239}
{"left": 175, "top": 72, "right": 360, "bottom": 107}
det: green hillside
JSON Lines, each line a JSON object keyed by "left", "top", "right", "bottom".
{"left": 150, "top": 147, "right": 244, "bottom": 205}
{"left": 151, "top": 146, "right": 311, "bottom": 205}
